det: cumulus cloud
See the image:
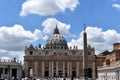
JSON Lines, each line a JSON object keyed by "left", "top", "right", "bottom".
{"left": 0, "top": 24, "right": 42, "bottom": 62}
{"left": 112, "top": 3, "right": 120, "bottom": 10}
{"left": 20, "top": 0, "right": 79, "bottom": 16}
{"left": 0, "top": 49, "right": 24, "bottom": 64}
{"left": 42, "top": 18, "right": 72, "bottom": 37}
{"left": 68, "top": 27, "right": 120, "bottom": 54}
{"left": 0, "top": 24, "right": 43, "bottom": 51}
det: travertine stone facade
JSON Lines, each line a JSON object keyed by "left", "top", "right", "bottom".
{"left": 24, "top": 27, "right": 96, "bottom": 78}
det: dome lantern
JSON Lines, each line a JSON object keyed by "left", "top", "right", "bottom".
{"left": 53, "top": 25, "right": 60, "bottom": 34}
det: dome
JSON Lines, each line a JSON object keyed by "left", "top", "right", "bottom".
{"left": 46, "top": 26, "right": 68, "bottom": 49}
{"left": 46, "top": 34, "right": 67, "bottom": 45}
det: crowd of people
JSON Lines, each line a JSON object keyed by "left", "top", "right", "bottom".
{"left": 21, "top": 77, "right": 83, "bottom": 80}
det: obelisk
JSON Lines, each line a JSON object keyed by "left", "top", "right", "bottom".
{"left": 83, "top": 24, "right": 88, "bottom": 80}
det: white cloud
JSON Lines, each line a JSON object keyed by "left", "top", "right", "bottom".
{"left": 43, "top": 35, "right": 49, "bottom": 40}
{"left": 1, "top": 56, "right": 10, "bottom": 60}
{"left": 34, "top": 29, "right": 43, "bottom": 39}
{"left": 0, "top": 24, "right": 42, "bottom": 62}
{"left": 0, "top": 49, "right": 24, "bottom": 64}
{"left": 112, "top": 3, "right": 120, "bottom": 10}
{"left": 42, "top": 18, "right": 72, "bottom": 37}
{"left": 0, "top": 24, "right": 42, "bottom": 51}
{"left": 20, "top": 0, "right": 79, "bottom": 16}
{"left": 68, "top": 27, "right": 120, "bottom": 54}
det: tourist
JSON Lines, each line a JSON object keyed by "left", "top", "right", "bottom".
{"left": 71, "top": 77, "right": 74, "bottom": 80}
{"left": 3, "top": 77, "right": 7, "bottom": 80}
{"left": 63, "top": 78, "right": 66, "bottom": 80}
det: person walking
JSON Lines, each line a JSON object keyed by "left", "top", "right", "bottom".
{"left": 63, "top": 78, "right": 66, "bottom": 80}
{"left": 71, "top": 77, "right": 74, "bottom": 80}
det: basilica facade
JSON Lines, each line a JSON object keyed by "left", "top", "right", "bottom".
{"left": 24, "top": 26, "right": 96, "bottom": 78}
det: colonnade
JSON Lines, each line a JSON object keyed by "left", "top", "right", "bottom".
{"left": 98, "top": 71, "right": 120, "bottom": 80}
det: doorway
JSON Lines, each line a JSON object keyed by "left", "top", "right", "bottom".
{"left": 59, "top": 71, "right": 63, "bottom": 77}
{"left": 12, "top": 68, "right": 17, "bottom": 78}
{"left": 72, "top": 71, "right": 76, "bottom": 77}
{"left": 45, "top": 71, "right": 49, "bottom": 77}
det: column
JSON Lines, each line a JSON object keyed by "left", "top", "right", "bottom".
{"left": 70, "top": 61, "right": 72, "bottom": 77}
{"left": 92, "top": 61, "right": 96, "bottom": 79}
{"left": 76, "top": 62, "right": 79, "bottom": 77}
{"left": 3, "top": 67, "right": 5, "bottom": 76}
{"left": 9, "top": 67, "right": 12, "bottom": 80}
{"left": 56, "top": 61, "right": 58, "bottom": 76}
{"left": 119, "top": 71, "right": 120, "bottom": 80}
{"left": 17, "top": 67, "right": 20, "bottom": 79}
{"left": 63, "top": 61, "right": 65, "bottom": 77}
{"left": 116, "top": 71, "right": 119, "bottom": 80}
{"left": 67, "top": 61, "right": 69, "bottom": 77}
{"left": 49, "top": 61, "right": 51, "bottom": 77}
{"left": 34, "top": 61, "right": 38, "bottom": 77}
{"left": 42, "top": 61, "right": 44, "bottom": 77}
{"left": 51, "top": 61, "right": 54, "bottom": 77}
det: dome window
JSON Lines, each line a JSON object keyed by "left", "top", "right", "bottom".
{"left": 60, "top": 40, "right": 62, "bottom": 42}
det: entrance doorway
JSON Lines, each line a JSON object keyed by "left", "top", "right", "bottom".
{"left": 45, "top": 71, "right": 49, "bottom": 77}
{"left": 59, "top": 71, "right": 63, "bottom": 77}
{"left": 12, "top": 69, "right": 17, "bottom": 78}
{"left": 28, "top": 67, "right": 33, "bottom": 77}
{"left": 72, "top": 71, "right": 76, "bottom": 77}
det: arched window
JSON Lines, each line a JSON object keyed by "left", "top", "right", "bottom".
{"left": 29, "top": 51, "right": 33, "bottom": 55}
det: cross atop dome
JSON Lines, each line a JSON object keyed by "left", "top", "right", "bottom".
{"left": 84, "top": 24, "right": 86, "bottom": 31}
{"left": 53, "top": 25, "right": 60, "bottom": 34}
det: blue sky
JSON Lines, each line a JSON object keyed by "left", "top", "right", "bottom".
{"left": 0, "top": 0, "right": 120, "bottom": 61}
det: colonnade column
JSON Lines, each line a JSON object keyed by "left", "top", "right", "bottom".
{"left": 92, "top": 61, "right": 96, "bottom": 79}
{"left": 116, "top": 71, "right": 119, "bottom": 80}
{"left": 42, "top": 61, "right": 44, "bottom": 77}
{"left": 118, "top": 71, "right": 120, "bottom": 80}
